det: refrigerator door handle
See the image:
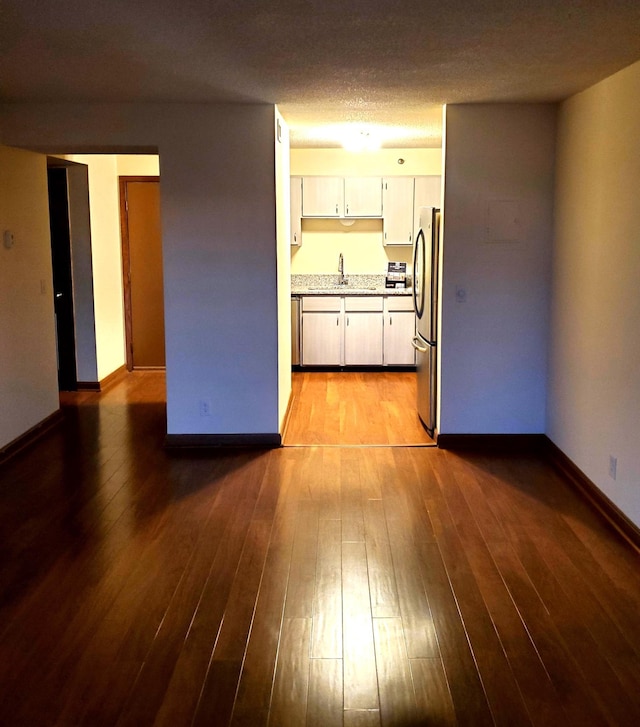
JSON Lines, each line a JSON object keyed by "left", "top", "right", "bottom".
{"left": 411, "top": 336, "right": 429, "bottom": 353}
{"left": 413, "top": 228, "right": 425, "bottom": 320}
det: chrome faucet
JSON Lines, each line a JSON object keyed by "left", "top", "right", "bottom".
{"left": 338, "top": 252, "right": 347, "bottom": 285}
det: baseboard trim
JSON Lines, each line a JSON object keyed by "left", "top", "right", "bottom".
{"left": 75, "top": 365, "right": 128, "bottom": 393}
{"left": 280, "top": 390, "right": 295, "bottom": 442}
{"left": 100, "top": 365, "right": 128, "bottom": 392}
{"left": 77, "top": 381, "right": 101, "bottom": 392}
{"left": 545, "top": 437, "right": 640, "bottom": 554}
{"left": 437, "top": 433, "right": 546, "bottom": 454}
{"left": 165, "top": 433, "right": 282, "bottom": 450}
{"left": 0, "top": 409, "right": 64, "bottom": 466}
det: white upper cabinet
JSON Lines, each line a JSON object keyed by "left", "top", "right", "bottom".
{"left": 413, "top": 175, "right": 442, "bottom": 238}
{"left": 301, "top": 177, "right": 382, "bottom": 218}
{"left": 290, "top": 176, "right": 302, "bottom": 246}
{"left": 382, "top": 177, "right": 415, "bottom": 246}
{"left": 297, "top": 175, "right": 441, "bottom": 239}
{"left": 344, "top": 177, "right": 383, "bottom": 217}
{"left": 301, "top": 176, "right": 344, "bottom": 217}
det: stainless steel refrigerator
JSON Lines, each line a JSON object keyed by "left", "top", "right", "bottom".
{"left": 411, "top": 207, "right": 440, "bottom": 436}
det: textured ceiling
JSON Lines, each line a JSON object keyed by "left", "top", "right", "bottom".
{"left": 2, "top": 0, "right": 640, "bottom": 147}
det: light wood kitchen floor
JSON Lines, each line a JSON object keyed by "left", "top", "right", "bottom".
{"left": 283, "top": 371, "right": 436, "bottom": 446}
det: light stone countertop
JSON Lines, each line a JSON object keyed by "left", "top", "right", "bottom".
{"left": 291, "top": 274, "right": 412, "bottom": 296}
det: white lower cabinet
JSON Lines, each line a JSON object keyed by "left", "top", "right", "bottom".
{"left": 301, "top": 295, "right": 414, "bottom": 366}
{"left": 344, "top": 297, "right": 383, "bottom": 365}
{"left": 301, "top": 297, "right": 342, "bottom": 365}
{"left": 383, "top": 297, "right": 416, "bottom": 365}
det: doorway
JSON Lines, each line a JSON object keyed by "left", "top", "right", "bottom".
{"left": 119, "top": 177, "right": 165, "bottom": 370}
{"left": 47, "top": 167, "right": 78, "bottom": 391}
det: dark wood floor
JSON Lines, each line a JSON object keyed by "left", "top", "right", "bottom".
{"left": 284, "top": 371, "right": 435, "bottom": 446}
{"left": 2, "top": 371, "right": 640, "bottom": 725}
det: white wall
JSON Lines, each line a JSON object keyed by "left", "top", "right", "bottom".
{"left": 549, "top": 60, "right": 640, "bottom": 524}
{"left": 65, "top": 163, "right": 99, "bottom": 383}
{"left": 291, "top": 148, "right": 442, "bottom": 177}
{"left": 0, "top": 145, "right": 59, "bottom": 449}
{"left": 275, "top": 109, "right": 292, "bottom": 430}
{"left": 440, "top": 104, "right": 556, "bottom": 434}
{"left": 116, "top": 154, "right": 159, "bottom": 177}
{"left": 0, "top": 103, "right": 280, "bottom": 437}
{"left": 52, "top": 153, "right": 160, "bottom": 384}
{"left": 64, "top": 154, "right": 126, "bottom": 380}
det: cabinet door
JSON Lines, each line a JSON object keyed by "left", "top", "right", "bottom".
{"left": 344, "top": 312, "right": 383, "bottom": 365}
{"left": 302, "top": 177, "right": 343, "bottom": 217}
{"left": 413, "top": 176, "right": 441, "bottom": 238}
{"left": 344, "top": 177, "right": 382, "bottom": 217}
{"left": 290, "top": 176, "right": 302, "bottom": 246}
{"left": 383, "top": 177, "right": 414, "bottom": 246}
{"left": 302, "top": 311, "right": 342, "bottom": 365}
{"left": 384, "top": 310, "right": 416, "bottom": 365}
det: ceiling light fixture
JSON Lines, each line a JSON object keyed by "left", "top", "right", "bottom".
{"left": 342, "top": 128, "right": 381, "bottom": 152}
{"left": 301, "top": 121, "right": 430, "bottom": 149}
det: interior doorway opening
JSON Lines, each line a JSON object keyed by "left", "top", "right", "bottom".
{"left": 46, "top": 157, "right": 99, "bottom": 392}
{"left": 283, "top": 370, "right": 435, "bottom": 447}
{"left": 119, "top": 176, "right": 165, "bottom": 370}
{"left": 47, "top": 166, "right": 78, "bottom": 391}
{"left": 45, "top": 153, "right": 164, "bottom": 391}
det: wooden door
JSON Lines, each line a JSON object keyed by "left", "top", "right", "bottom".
{"left": 120, "top": 177, "right": 165, "bottom": 369}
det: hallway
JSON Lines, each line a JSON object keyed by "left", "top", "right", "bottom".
{"left": 1, "top": 372, "right": 640, "bottom": 725}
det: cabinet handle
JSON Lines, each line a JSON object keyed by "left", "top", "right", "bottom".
{"left": 346, "top": 204, "right": 349, "bottom": 214}
{"left": 347, "top": 316, "right": 349, "bottom": 326}
{"left": 336, "top": 204, "right": 339, "bottom": 214}
{"left": 337, "top": 316, "right": 339, "bottom": 326}
{"left": 390, "top": 315, "right": 393, "bottom": 325}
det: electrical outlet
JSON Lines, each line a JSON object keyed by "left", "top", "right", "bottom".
{"left": 609, "top": 455, "right": 617, "bottom": 480}
{"left": 199, "top": 399, "right": 212, "bottom": 417}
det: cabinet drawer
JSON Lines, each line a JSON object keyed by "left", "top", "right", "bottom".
{"left": 344, "top": 296, "right": 383, "bottom": 312}
{"left": 385, "top": 296, "right": 414, "bottom": 312}
{"left": 302, "top": 296, "right": 341, "bottom": 312}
